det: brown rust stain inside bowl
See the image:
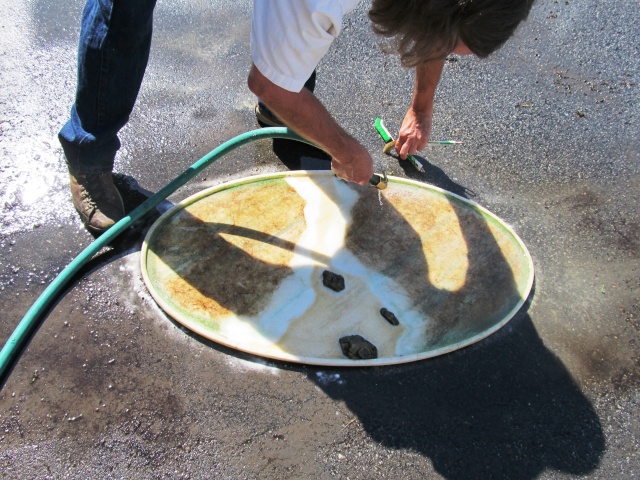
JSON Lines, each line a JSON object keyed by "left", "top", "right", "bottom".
{"left": 145, "top": 178, "right": 307, "bottom": 324}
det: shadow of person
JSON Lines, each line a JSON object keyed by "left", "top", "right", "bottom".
{"left": 393, "top": 152, "right": 476, "bottom": 200}
{"left": 309, "top": 310, "right": 604, "bottom": 479}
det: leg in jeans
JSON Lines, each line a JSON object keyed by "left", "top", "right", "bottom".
{"left": 60, "top": 0, "right": 157, "bottom": 174}
{"left": 59, "top": 0, "right": 157, "bottom": 233}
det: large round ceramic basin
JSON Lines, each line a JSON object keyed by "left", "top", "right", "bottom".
{"left": 141, "top": 171, "right": 534, "bottom": 366}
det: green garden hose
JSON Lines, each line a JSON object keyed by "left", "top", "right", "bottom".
{"left": 0, "top": 127, "right": 310, "bottom": 385}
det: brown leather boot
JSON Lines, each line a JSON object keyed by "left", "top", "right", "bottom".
{"left": 69, "top": 172, "right": 125, "bottom": 233}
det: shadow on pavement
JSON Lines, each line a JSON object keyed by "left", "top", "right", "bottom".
{"left": 394, "top": 152, "right": 478, "bottom": 200}
{"left": 164, "top": 292, "right": 605, "bottom": 479}
{"left": 308, "top": 306, "right": 604, "bottom": 479}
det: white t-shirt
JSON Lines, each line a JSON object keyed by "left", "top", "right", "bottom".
{"left": 251, "top": 0, "right": 361, "bottom": 93}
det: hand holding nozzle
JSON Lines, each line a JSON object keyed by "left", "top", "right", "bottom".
{"left": 374, "top": 118, "right": 462, "bottom": 174}
{"left": 329, "top": 132, "right": 387, "bottom": 189}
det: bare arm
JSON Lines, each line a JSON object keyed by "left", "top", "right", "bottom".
{"left": 395, "top": 58, "right": 445, "bottom": 159}
{"left": 248, "top": 64, "right": 373, "bottom": 186}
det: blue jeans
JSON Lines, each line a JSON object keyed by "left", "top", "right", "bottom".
{"left": 59, "top": 0, "right": 157, "bottom": 174}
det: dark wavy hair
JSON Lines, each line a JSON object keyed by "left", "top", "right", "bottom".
{"left": 369, "top": 0, "right": 535, "bottom": 66}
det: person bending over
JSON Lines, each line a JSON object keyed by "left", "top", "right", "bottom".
{"left": 248, "top": 0, "right": 534, "bottom": 185}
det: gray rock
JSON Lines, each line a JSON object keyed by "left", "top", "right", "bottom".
{"left": 339, "top": 335, "right": 378, "bottom": 360}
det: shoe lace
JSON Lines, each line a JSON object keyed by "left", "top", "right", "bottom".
{"left": 79, "top": 175, "right": 111, "bottom": 211}
{"left": 79, "top": 187, "right": 97, "bottom": 210}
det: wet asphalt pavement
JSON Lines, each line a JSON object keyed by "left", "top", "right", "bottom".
{"left": 1, "top": 0, "right": 638, "bottom": 478}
